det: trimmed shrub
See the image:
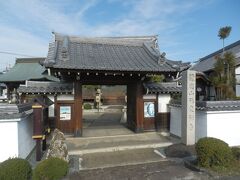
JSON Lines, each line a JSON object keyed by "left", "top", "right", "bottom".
{"left": 195, "top": 137, "right": 234, "bottom": 168}
{"left": 84, "top": 103, "right": 92, "bottom": 110}
{"left": 232, "top": 147, "right": 240, "bottom": 161}
{"left": 33, "top": 157, "right": 68, "bottom": 180}
{"left": 0, "top": 158, "right": 32, "bottom": 180}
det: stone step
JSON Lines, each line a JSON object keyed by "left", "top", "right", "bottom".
{"left": 68, "top": 142, "right": 173, "bottom": 155}
{"left": 66, "top": 132, "right": 173, "bottom": 145}
{"left": 66, "top": 132, "right": 179, "bottom": 155}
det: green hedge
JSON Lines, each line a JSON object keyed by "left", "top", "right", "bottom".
{"left": 232, "top": 147, "right": 240, "bottom": 161}
{"left": 84, "top": 103, "right": 92, "bottom": 110}
{"left": 0, "top": 158, "right": 32, "bottom": 180}
{"left": 33, "top": 157, "right": 68, "bottom": 180}
{"left": 195, "top": 137, "right": 234, "bottom": 168}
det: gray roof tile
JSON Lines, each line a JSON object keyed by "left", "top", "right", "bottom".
{"left": 144, "top": 82, "right": 181, "bottom": 94}
{"left": 18, "top": 81, "right": 73, "bottom": 94}
{"left": 44, "top": 33, "right": 189, "bottom": 73}
{"left": 0, "top": 58, "right": 59, "bottom": 82}
{"left": 170, "top": 100, "right": 240, "bottom": 111}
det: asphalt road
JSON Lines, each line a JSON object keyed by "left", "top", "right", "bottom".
{"left": 65, "top": 160, "right": 211, "bottom": 180}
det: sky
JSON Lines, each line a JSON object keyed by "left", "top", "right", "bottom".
{"left": 0, "top": 0, "right": 239, "bottom": 71}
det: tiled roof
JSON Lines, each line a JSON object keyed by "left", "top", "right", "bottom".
{"left": 0, "top": 103, "right": 31, "bottom": 119}
{"left": 196, "top": 101, "right": 240, "bottom": 111}
{"left": 0, "top": 58, "right": 59, "bottom": 82}
{"left": 143, "top": 82, "right": 181, "bottom": 94}
{"left": 31, "top": 96, "right": 54, "bottom": 108}
{"left": 0, "top": 97, "right": 53, "bottom": 119}
{"left": 169, "top": 100, "right": 240, "bottom": 111}
{"left": 43, "top": 33, "right": 189, "bottom": 73}
{"left": 191, "top": 40, "right": 240, "bottom": 72}
{"left": 18, "top": 81, "right": 73, "bottom": 94}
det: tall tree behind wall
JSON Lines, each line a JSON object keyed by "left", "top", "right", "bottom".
{"left": 211, "top": 52, "right": 236, "bottom": 100}
{"left": 218, "top": 26, "right": 232, "bottom": 53}
{"left": 211, "top": 26, "right": 236, "bottom": 100}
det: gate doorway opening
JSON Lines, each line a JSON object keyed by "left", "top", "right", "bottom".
{"left": 82, "top": 85, "right": 133, "bottom": 137}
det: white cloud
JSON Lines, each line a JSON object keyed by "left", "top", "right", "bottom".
{"left": 75, "top": 0, "right": 98, "bottom": 19}
{"left": 0, "top": 0, "right": 212, "bottom": 70}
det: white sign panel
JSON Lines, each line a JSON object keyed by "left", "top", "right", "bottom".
{"left": 144, "top": 102, "right": 155, "bottom": 118}
{"left": 60, "top": 106, "right": 71, "bottom": 121}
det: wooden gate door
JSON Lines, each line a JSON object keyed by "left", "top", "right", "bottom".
{"left": 143, "top": 100, "right": 157, "bottom": 130}
{"left": 56, "top": 102, "right": 75, "bottom": 134}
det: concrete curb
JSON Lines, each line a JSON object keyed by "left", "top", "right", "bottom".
{"left": 69, "top": 142, "right": 173, "bottom": 155}
{"left": 66, "top": 131, "right": 159, "bottom": 140}
{"left": 184, "top": 160, "right": 204, "bottom": 172}
{"left": 182, "top": 156, "right": 208, "bottom": 173}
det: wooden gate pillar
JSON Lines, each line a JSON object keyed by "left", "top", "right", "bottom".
{"left": 135, "top": 81, "right": 144, "bottom": 132}
{"left": 127, "top": 81, "right": 144, "bottom": 133}
{"left": 74, "top": 81, "right": 82, "bottom": 137}
{"left": 32, "top": 103, "right": 44, "bottom": 161}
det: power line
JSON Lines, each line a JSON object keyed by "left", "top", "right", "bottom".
{"left": 0, "top": 51, "right": 38, "bottom": 58}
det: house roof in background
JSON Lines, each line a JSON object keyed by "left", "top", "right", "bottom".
{"left": 143, "top": 82, "right": 181, "bottom": 94}
{"left": 191, "top": 40, "right": 240, "bottom": 72}
{"left": 0, "top": 83, "right": 6, "bottom": 87}
{"left": 43, "top": 32, "right": 189, "bottom": 73}
{"left": 0, "top": 103, "right": 31, "bottom": 119}
{"left": 0, "top": 96, "right": 53, "bottom": 119}
{"left": 0, "top": 58, "right": 59, "bottom": 83}
{"left": 18, "top": 81, "right": 72, "bottom": 94}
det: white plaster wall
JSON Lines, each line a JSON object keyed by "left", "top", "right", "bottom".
{"left": 169, "top": 106, "right": 182, "bottom": 137}
{"left": 18, "top": 114, "right": 35, "bottom": 159}
{"left": 236, "top": 85, "right": 240, "bottom": 97}
{"left": 235, "top": 66, "right": 240, "bottom": 96}
{"left": 57, "top": 94, "right": 74, "bottom": 101}
{"left": 206, "top": 111, "right": 240, "bottom": 146}
{"left": 47, "top": 95, "right": 55, "bottom": 117}
{"left": 195, "top": 110, "right": 207, "bottom": 141}
{"left": 170, "top": 106, "right": 240, "bottom": 146}
{"left": 0, "top": 120, "right": 18, "bottom": 162}
{"left": 235, "top": 66, "right": 240, "bottom": 74}
{"left": 158, "top": 94, "right": 171, "bottom": 112}
{"left": 143, "top": 94, "right": 156, "bottom": 100}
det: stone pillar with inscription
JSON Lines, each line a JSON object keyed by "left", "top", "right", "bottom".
{"left": 181, "top": 70, "right": 196, "bottom": 145}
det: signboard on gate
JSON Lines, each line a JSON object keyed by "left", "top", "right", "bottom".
{"left": 60, "top": 106, "right": 71, "bottom": 120}
{"left": 144, "top": 102, "right": 155, "bottom": 118}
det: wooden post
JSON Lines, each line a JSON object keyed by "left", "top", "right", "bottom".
{"left": 32, "top": 103, "right": 43, "bottom": 161}
{"left": 36, "top": 140, "right": 42, "bottom": 161}
{"left": 74, "top": 81, "right": 82, "bottom": 137}
{"left": 135, "top": 81, "right": 144, "bottom": 132}
{"left": 127, "top": 83, "right": 135, "bottom": 131}
{"left": 53, "top": 94, "right": 57, "bottom": 129}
